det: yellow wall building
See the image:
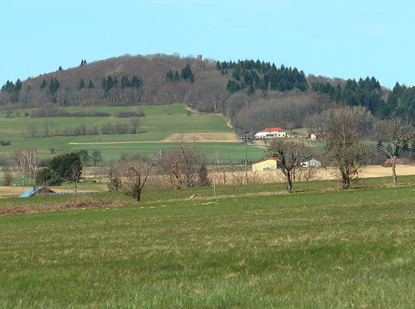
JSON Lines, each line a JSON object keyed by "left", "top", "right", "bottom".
{"left": 252, "top": 158, "right": 281, "bottom": 171}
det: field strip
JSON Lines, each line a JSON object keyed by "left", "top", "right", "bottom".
{"left": 69, "top": 132, "right": 240, "bottom": 145}
{"left": 69, "top": 141, "right": 162, "bottom": 145}
{"left": 160, "top": 132, "right": 239, "bottom": 143}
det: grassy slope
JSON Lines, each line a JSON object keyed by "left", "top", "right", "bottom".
{"left": 0, "top": 104, "right": 265, "bottom": 163}
{"left": 1, "top": 178, "right": 415, "bottom": 307}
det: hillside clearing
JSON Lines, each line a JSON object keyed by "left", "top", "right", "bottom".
{"left": 0, "top": 104, "right": 249, "bottom": 163}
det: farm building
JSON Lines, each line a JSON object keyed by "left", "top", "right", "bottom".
{"left": 383, "top": 158, "right": 410, "bottom": 167}
{"left": 19, "top": 186, "right": 56, "bottom": 197}
{"left": 254, "top": 127, "right": 286, "bottom": 139}
{"left": 310, "top": 133, "right": 325, "bottom": 141}
{"left": 300, "top": 159, "right": 322, "bottom": 168}
{"left": 252, "top": 158, "right": 281, "bottom": 171}
{"left": 18, "top": 186, "right": 93, "bottom": 198}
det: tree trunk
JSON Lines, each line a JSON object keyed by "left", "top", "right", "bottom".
{"left": 341, "top": 168, "right": 350, "bottom": 189}
{"left": 135, "top": 192, "right": 141, "bottom": 202}
{"left": 286, "top": 171, "right": 292, "bottom": 193}
{"left": 73, "top": 182, "right": 77, "bottom": 203}
{"left": 392, "top": 157, "right": 397, "bottom": 185}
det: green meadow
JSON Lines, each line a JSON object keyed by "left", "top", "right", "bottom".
{"left": 0, "top": 104, "right": 265, "bottom": 163}
{"left": 1, "top": 177, "right": 415, "bottom": 307}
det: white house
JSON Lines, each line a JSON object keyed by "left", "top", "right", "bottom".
{"left": 300, "top": 159, "right": 322, "bottom": 168}
{"left": 255, "top": 127, "right": 286, "bottom": 139}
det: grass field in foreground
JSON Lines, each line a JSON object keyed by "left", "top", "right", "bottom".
{"left": 1, "top": 179, "right": 415, "bottom": 307}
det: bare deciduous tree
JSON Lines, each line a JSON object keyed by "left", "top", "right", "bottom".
{"left": 377, "top": 115, "right": 413, "bottom": 185}
{"left": 15, "top": 148, "right": 38, "bottom": 186}
{"left": 26, "top": 124, "right": 38, "bottom": 138}
{"left": 0, "top": 156, "right": 10, "bottom": 173}
{"left": 157, "top": 132, "right": 208, "bottom": 189}
{"left": 71, "top": 163, "right": 82, "bottom": 202}
{"left": 267, "top": 138, "right": 312, "bottom": 193}
{"left": 108, "top": 159, "right": 152, "bottom": 201}
{"left": 323, "top": 106, "right": 367, "bottom": 189}
{"left": 129, "top": 117, "right": 140, "bottom": 134}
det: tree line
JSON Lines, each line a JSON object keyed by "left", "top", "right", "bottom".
{"left": 31, "top": 108, "right": 110, "bottom": 118}
{"left": 166, "top": 64, "right": 194, "bottom": 83}
{"left": 2, "top": 54, "right": 415, "bottom": 135}
{"left": 23, "top": 118, "right": 143, "bottom": 138}
{"left": 217, "top": 60, "right": 308, "bottom": 95}
{"left": 311, "top": 77, "right": 394, "bottom": 119}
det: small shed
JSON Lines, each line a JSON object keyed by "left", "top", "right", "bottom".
{"left": 252, "top": 158, "right": 281, "bottom": 171}
{"left": 19, "top": 186, "right": 55, "bottom": 198}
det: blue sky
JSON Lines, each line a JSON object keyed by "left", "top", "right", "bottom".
{"left": 2, "top": 0, "right": 415, "bottom": 89}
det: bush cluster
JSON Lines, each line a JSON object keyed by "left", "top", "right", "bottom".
{"left": 31, "top": 109, "right": 110, "bottom": 118}
{"left": 114, "top": 110, "right": 145, "bottom": 118}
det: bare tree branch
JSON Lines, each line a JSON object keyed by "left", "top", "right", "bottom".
{"left": 378, "top": 115, "right": 413, "bottom": 185}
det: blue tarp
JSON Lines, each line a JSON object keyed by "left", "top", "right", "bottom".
{"left": 19, "top": 187, "right": 92, "bottom": 198}
{"left": 19, "top": 186, "right": 43, "bottom": 198}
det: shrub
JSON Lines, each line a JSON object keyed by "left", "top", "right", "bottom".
{"left": 114, "top": 110, "right": 145, "bottom": 118}
{"left": 31, "top": 108, "right": 110, "bottom": 117}
{"left": 107, "top": 177, "right": 122, "bottom": 192}
{"left": 0, "top": 140, "right": 11, "bottom": 146}
{"left": 2, "top": 172, "right": 13, "bottom": 186}
{"left": 35, "top": 167, "right": 62, "bottom": 186}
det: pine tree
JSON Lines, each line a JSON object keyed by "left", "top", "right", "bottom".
{"left": 1, "top": 80, "right": 15, "bottom": 93}
{"left": 15, "top": 79, "right": 22, "bottom": 92}
{"left": 102, "top": 76, "right": 114, "bottom": 94}
{"left": 166, "top": 69, "right": 174, "bottom": 81}
{"left": 226, "top": 80, "right": 240, "bottom": 93}
{"left": 48, "top": 78, "right": 60, "bottom": 95}
{"left": 181, "top": 64, "right": 194, "bottom": 82}
{"left": 131, "top": 76, "right": 142, "bottom": 88}
{"left": 121, "top": 76, "right": 131, "bottom": 89}
{"left": 40, "top": 79, "right": 47, "bottom": 89}
{"left": 77, "top": 79, "right": 85, "bottom": 90}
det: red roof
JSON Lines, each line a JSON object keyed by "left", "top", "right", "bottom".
{"left": 261, "top": 127, "right": 285, "bottom": 132}
{"left": 383, "top": 158, "right": 410, "bottom": 167}
{"left": 253, "top": 158, "right": 281, "bottom": 164}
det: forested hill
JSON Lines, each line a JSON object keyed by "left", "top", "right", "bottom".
{"left": 1, "top": 54, "right": 414, "bottom": 132}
